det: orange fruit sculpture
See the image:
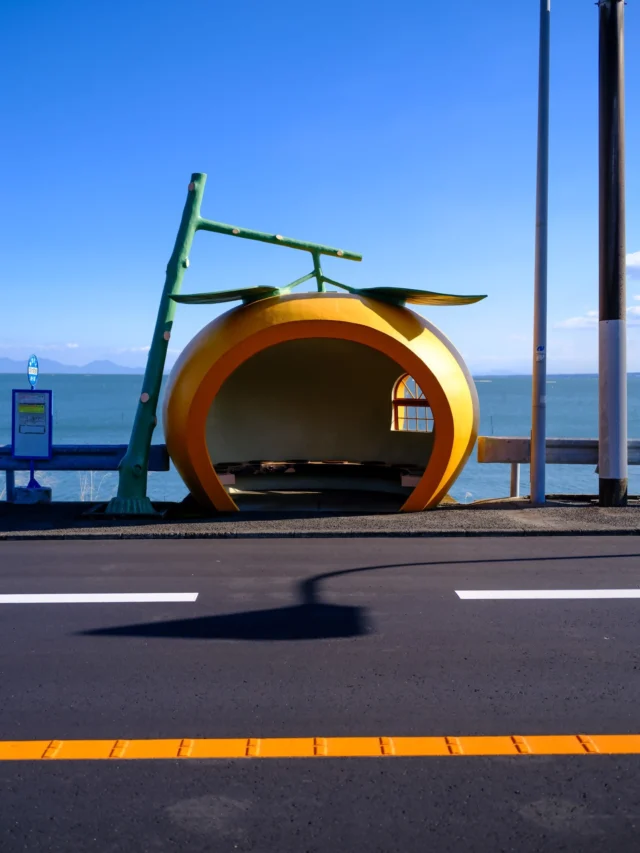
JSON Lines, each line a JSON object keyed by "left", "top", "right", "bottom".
{"left": 164, "top": 291, "right": 481, "bottom": 512}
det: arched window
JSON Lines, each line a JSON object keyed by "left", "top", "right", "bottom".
{"left": 391, "top": 374, "right": 433, "bottom": 432}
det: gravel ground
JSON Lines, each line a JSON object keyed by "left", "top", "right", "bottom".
{"left": 1, "top": 496, "right": 639, "bottom": 539}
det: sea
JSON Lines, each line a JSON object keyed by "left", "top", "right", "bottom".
{"left": 2, "top": 374, "right": 639, "bottom": 503}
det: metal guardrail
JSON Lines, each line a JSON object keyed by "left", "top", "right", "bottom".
{"left": 477, "top": 437, "right": 640, "bottom": 497}
{"left": 0, "top": 445, "right": 170, "bottom": 502}
{"left": 4, "top": 437, "right": 639, "bottom": 502}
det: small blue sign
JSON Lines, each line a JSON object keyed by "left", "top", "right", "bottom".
{"left": 27, "top": 354, "right": 39, "bottom": 390}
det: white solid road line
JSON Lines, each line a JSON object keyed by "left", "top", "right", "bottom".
{"left": 0, "top": 593, "right": 199, "bottom": 604}
{"left": 456, "top": 589, "right": 640, "bottom": 600}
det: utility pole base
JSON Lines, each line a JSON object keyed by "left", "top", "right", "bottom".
{"left": 598, "top": 478, "right": 628, "bottom": 507}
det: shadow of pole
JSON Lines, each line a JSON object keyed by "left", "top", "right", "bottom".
{"left": 79, "top": 550, "right": 640, "bottom": 643}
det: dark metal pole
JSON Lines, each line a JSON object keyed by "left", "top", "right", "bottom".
{"left": 598, "top": 0, "right": 627, "bottom": 506}
{"left": 530, "top": 0, "right": 551, "bottom": 505}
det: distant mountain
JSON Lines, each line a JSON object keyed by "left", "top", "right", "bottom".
{"left": 79, "top": 360, "right": 146, "bottom": 375}
{"left": 0, "top": 357, "right": 147, "bottom": 375}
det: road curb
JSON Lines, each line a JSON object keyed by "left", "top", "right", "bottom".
{"left": 1, "top": 527, "right": 640, "bottom": 540}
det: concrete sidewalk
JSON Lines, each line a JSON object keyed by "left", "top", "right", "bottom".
{"left": 1, "top": 496, "right": 639, "bottom": 539}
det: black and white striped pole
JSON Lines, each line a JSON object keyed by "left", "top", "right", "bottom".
{"left": 598, "top": 0, "right": 627, "bottom": 507}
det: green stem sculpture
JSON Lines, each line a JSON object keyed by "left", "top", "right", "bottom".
{"left": 105, "top": 174, "right": 206, "bottom": 515}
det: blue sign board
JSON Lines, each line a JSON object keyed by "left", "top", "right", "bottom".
{"left": 11, "top": 389, "right": 53, "bottom": 460}
{"left": 27, "top": 354, "right": 39, "bottom": 390}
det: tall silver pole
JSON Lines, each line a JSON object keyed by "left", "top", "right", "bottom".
{"left": 598, "top": 0, "right": 627, "bottom": 506}
{"left": 530, "top": 0, "right": 551, "bottom": 505}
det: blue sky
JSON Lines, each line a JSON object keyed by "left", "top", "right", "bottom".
{"left": 1, "top": 0, "right": 639, "bottom": 373}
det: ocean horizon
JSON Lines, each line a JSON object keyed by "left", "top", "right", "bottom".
{"left": 2, "top": 373, "right": 639, "bottom": 503}
{"left": 3, "top": 357, "right": 639, "bottom": 379}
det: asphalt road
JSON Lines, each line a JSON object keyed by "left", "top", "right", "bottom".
{"left": 1, "top": 536, "right": 640, "bottom": 852}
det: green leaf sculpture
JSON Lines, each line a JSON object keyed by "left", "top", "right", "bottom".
{"left": 352, "top": 287, "right": 486, "bottom": 307}
{"left": 172, "top": 286, "right": 281, "bottom": 306}
{"left": 172, "top": 280, "right": 486, "bottom": 309}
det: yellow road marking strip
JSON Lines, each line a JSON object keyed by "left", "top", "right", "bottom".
{"left": 511, "top": 736, "right": 531, "bottom": 755}
{"left": 445, "top": 736, "right": 462, "bottom": 755}
{"left": 379, "top": 736, "right": 396, "bottom": 756}
{"left": 326, "top": 737, "right": 382, "bottom": 756}
{"left": 177, "top": 738, "right": 194, "bottom": 758}
{"left": 191, "top": 739, "right": 248, "bottom": 759}
{"left": 2, "top": 735, "right": 640, "bottom": 761}
{"left": 313, "top": 737, "right": 328, "bottom": 756}
{"left": 245, "top": 738, "right": 261, "bottom": 757}
{"left": 58, "top": 740, "right": 115, "bottom": 760}
{"left": 261, "top": 738, "right": 315, "bottom": 758}
{"left": 109, "top": 740, "right": 130, "bottom": 759}
{"left": 392, "top": 737, "right": 449, "bottom": 756}
{"left": 577, "top": 735, "right": 600, "bottom": 754}
{"left": 0, "top": 742, "right": 51, "bottom": 761}
{"left": 41, "top": 740, "right": 63, "bottom": 760}
{"left": 588, "top": 735, "right": 640, "bottom": 753}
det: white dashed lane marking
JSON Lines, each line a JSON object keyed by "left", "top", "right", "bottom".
{"left": 456, "top": 589, "right": 640, "bottom": 600}
{"left": 0, "top": 593, "right": 199, "bottom": 604}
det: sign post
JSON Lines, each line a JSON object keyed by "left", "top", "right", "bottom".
{"left": 27, "top": 354, "right": 39, "bottom": 390}
{"left": 11, "top": 355, "right": 53, "bottom": 501}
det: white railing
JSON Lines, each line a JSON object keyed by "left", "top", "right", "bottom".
{"left": 477, "top": 437, "right": 640, "bottom": 498}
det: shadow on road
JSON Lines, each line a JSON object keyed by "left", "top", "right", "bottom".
{"left": 80, "top": 602, "right": 368, "bottom": 641}
{"left": 78, "top": 550, "right": 640, "bottom": 643}
{"left": 80, "top": 573, "right": 371, "bottom": 641}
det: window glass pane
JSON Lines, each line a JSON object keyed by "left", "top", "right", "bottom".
{"left": 392, "top": 374, "right": 432, "bottom": 432}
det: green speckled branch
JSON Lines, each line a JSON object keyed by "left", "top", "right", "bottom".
{"left": 106, "top": 173, "right": 206, "bottom": 515}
